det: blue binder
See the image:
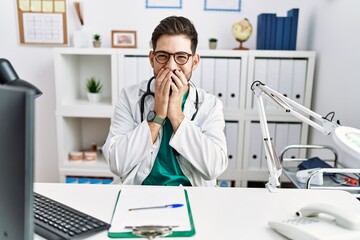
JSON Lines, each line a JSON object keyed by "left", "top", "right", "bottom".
{"left": 275, "top": 17, "right": 285, "bottom": 50}
{"left": 265, "top": 14, "right": 276, "bottom": 49}
{"left": 287, "top": 8, "right": 299, "bottom": 50}
{"left": 282, "top": 16, "right": 292, "bottom": 50}
{"left": 257, "top": 14, "right": 267, "bottom": 49}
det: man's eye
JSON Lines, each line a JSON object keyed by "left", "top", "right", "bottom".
{"left": 157, "top": 54, "right": 168, "bottom": 60}
{"left": 176, "top": 55, "right": 187, "bottom": 60}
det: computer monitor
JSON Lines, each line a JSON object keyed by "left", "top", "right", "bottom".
{"left": 0, "top": 85, "right": 35, "bottom": 240}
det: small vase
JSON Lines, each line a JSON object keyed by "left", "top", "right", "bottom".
{"left": 209, "top": 41, "right": 217, "bottom": 50}
{"left": 93, "top": 41, "right": 101, "bottom": 48}
{"left": 87, "top": 92, "right": 101, "bottom": 103}
{"left": 73, "top": 26, "right": 92, "bottom": 48}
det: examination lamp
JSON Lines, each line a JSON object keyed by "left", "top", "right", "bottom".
{"left": 0, "top": 58, "right": 42, "bottom": 97}
{"left": 251, "top": 81, "right": 360, "bottom": 192}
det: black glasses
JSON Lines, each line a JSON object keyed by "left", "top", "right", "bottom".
{"left": 153, "top": 51, "right": 193, "bottom": 65}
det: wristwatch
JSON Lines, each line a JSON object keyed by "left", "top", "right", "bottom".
{"left": 147, "top": 111, "right": 166, "bottom": 126}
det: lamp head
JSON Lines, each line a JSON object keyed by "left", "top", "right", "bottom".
{"left": 0, "top": 58, "right": 42, "bottom": 97}
{"left": 332, "top": 126, "right": 360, "bottom": 160}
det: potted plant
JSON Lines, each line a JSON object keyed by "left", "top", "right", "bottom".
{"left": 209, "top": 38, "right": 218, "bottom": 49}
{"left": 86, "top": 77, "right": 103, "bottom": 102}
{"left": 93, "top": 34, "right": 101, "bottom": 48}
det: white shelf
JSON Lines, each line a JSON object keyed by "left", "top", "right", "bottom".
{"left": 54, "top": 48, "right": 315, "bottom": 186}
{"left": 57, "top": 98, "right": 113, "bottom": 118}
{"left": 62, "top": 156, "right": 109, "bottom": 170}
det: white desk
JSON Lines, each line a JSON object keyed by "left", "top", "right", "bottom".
{"left": 34, "top": 183, "right": 360, "bottom": 239}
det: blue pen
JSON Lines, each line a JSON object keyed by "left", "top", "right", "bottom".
{"left": 128, "top": 203, "right": 184, "bottom": 211}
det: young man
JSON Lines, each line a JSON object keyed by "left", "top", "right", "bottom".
{"left": 102, "top": 16, "right": 228, "bottom": 186}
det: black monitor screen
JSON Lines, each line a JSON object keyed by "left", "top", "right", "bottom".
{"left": 0, "top": 85, "right": 35, "bottom": 240}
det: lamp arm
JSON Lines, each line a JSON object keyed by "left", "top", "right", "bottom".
{"left": 252, "top": 81, "right": 339, "bottom": 135}
{"left": 251, "top": 81, "right": 339, "bottom": 192}
{"left": 255, "top": 91, "right": 282, "bottom": 192}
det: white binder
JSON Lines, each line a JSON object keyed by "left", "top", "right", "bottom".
{"left": 214, "top": 58, "right": 228, "bottom": 106}
{"left": 248, "top": 122, "right": 262, "bottom": 169}
{"left": 200, "top": 58, "right": 215, "bottom": 94}
{"left": 253, "top": 58, "right": 268, "bottom": 109}
{"left": 227, "top": 58, "right": 241, "bottom": 108}
{"left": 274, "top": 123, "right": 289, "bottom": 155}
{"left": 278, "top": 59, "right": 294, "bottom": 100}
{"left": 137, "top": 57, "right": 152, "bottom": 84}
{"left": 266, "top": 59, "right": 280, "bottom": 110}
{"left": 123, "top": 56, "right": 137, "bottom": 89}
{"left": 292, "top": 59, "right": 307, "bottom": 105}
{"left": 225, "top": 121, "right": 239, "bottom": 170}
{"left": 286, "top": 123, "right": 302, "bottom": 159}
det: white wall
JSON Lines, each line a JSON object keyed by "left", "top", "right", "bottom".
{"left": 308, "top": 1, "right": 360, "bottom": 167}
{"left": 0, "top": 0, "right": 359, "bottom": 182}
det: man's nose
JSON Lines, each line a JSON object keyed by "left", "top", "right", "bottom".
{"left": 165, "top": 55, "right": 178, "bottom": 70}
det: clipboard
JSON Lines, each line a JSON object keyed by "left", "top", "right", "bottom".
{"left": 108, "top": 186, "right": 196, "bottom": 238}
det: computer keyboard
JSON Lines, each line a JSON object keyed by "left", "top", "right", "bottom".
{"left": 34, "top": 192, "right": 111, "bottom": 239}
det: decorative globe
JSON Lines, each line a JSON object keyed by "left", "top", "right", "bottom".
{"left": 232, "top": 18, "right": 253, "bottom": 50}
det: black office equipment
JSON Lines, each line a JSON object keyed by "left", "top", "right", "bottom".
{"left": 0, "top": 59, "right": 110, "bottom": 239}
{"left": 0, "top": 85, "right": 35, "bottom": 240}
{"left": 0, "top": 58, "right": 42, "bottom": 97}
{"left": 34, "top": 192, "right": 111, "bottom": 240}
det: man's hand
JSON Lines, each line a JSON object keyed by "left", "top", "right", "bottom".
{"left": 153, "top": 68, "right": 189, "bottom": 132}
{"left": 168, "top": 69, "right": 188, "bottom": 118}
{"left": 167, "top": 69, "right": 189, "bottom": 131}
{"left": 153, "top": 68, "right": 172, "bottom": 119}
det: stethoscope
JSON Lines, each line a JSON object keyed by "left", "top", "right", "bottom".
{"left": 140, "top": 76, "right": 199, "bottom": 122}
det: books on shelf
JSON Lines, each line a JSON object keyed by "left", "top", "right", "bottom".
{"left": 256, "top": 8, "right": 299, "bottom": 50}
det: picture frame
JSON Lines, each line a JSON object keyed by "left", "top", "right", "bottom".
{"left": 111, "top": 30, "right": 137, "bottom": 48}
{"left": 204, "top": 0, "right": 241, "bottom": 12}
{"left": 146, "top": 0, "right": 182, "bottom": 9}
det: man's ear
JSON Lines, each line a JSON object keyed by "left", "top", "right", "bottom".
{"left": 149, "top": 50, "right": 155, "bottom": 68}
{"left": 191, "top": 54, "right": 200, "bottom": 71}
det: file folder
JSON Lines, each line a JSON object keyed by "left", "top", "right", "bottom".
{"left": 225, "top": 121, "right": 239, "bottom": 170}
{"left": 227, "top": 59, "right": 242, "bottom": 108}
{"left": 292, "top": 59, "right": 307, "bottom": 105}
{"left": 108, "top": 186, "right": 195, "bottom": 238}
{"left": 248, "top": 122, "right": 262, "bottom": 169}
{"left": 214, "top": 58, "right": 228, "bottom": 105}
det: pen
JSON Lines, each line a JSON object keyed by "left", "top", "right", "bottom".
{"left": 128, "top": 204, "right": 184, "bottom": 211}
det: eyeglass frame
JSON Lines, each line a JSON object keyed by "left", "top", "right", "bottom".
{"left": 153, "top": 50, "right": 194, "bottom": 65}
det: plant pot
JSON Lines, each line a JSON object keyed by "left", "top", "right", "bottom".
{"left": 93, "top": 41, "right": 101, "bottom": 48}
{"left": 209, "top": 41, "right": 217, "bottom": 50}
{"left": 87, "top": 92, "right": 101, "bottom": 103}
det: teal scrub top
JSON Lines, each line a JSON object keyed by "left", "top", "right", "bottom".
{"left": 142, "top": 91, "right": 191, "bottom": 186}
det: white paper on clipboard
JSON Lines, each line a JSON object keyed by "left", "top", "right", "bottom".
{"left": 109, "top": 186, "right": 191, "bottom": 233}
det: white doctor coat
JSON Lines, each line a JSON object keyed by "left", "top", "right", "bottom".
{"left": 102, "top": 79, "right": 228, "bottom": 187}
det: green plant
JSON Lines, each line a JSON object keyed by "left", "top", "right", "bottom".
{"left": 93, "top": 34, "right": 101, "bottom": 41}
{"left": 209, "top": 38, "right": 217, "bottom": 42}
{"left": 86, "top": 77, "right": 103, "bottom": 93}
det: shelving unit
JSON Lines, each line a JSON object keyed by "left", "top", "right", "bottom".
{"left": 54, "top": 48, "right": 119, "bottom": 182}
{"left": 54, "top": 48, "right": 315, "bottom": 186}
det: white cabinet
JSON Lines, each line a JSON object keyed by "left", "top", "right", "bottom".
{"left": 54, "top": 48, "right": 119, "bottom": 182}
{"left": 54, "top": 48, "right": 315, "bottom": 186}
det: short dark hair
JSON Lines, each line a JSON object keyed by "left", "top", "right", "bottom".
{"left": 151, "top": 16, "right": 198, "bottom": 53}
